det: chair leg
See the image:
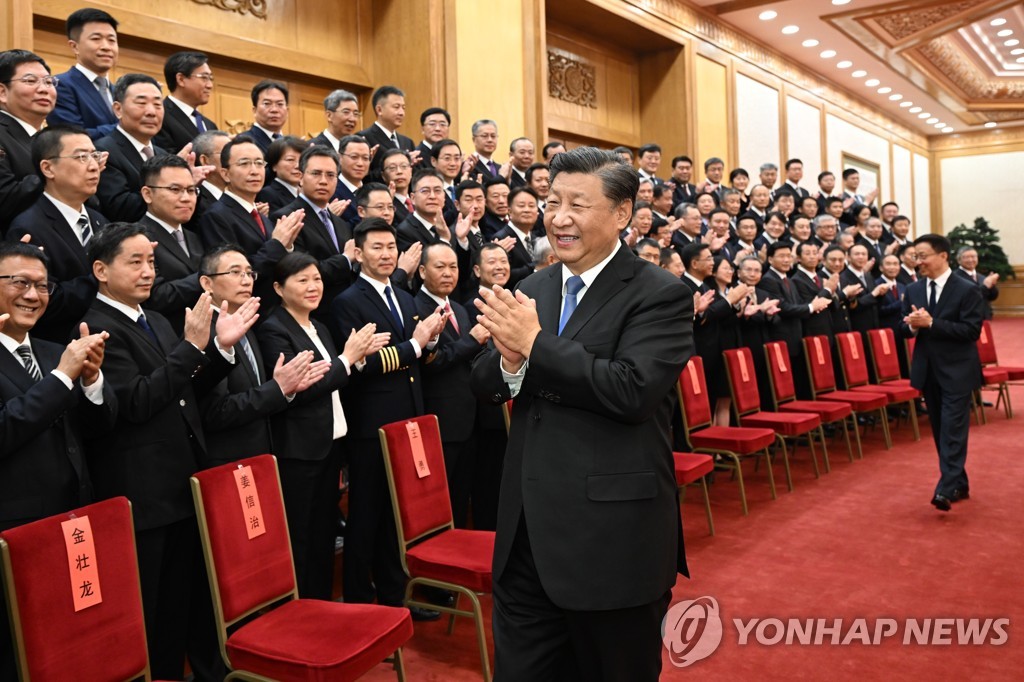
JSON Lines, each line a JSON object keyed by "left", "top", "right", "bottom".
{"left": 775, "top": 436, "right": 794, "bottom": 492}
{"left": 850, "top": 413, "right": 865, "bottom": 459}
{"left": 394, "top": 647, "right": 407, "bottom": 682}
{"left": 976, "top": 390, "right": 988, "bottom": 425}
{"left": 878, "top": 408, "right": 893, "bottom": 449}
{"left": 1001, "top": 384, "right": 1012, "bottom": 419}
{"left": 907, "top": 400, "right": 920, "bottom": 441}
{"left": 840, "top": 417, "right": 854, "bottom": 462}
{"left": 465, "top": 590, "right": 493, "bottom": 682}
{"left": 762, "top": 448, "right": 778, "bottom": 501}
{"left": 804, "top": 431, "right": 821, "bottom": 479}
{"left": 447, "top": 593, "right": 459, "bottom": 635}
{"left": 723, "top": 454, "right": 749, "bottom": 515}
{"left": 700, "top": 476, "right": 715, "bottom": 536}
{"left": 818, "top": 426, "right": 831, "bottom": 473}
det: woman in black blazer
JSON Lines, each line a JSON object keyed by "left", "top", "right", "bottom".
{"left": 256, "top": 252, "right": 387, "bottom": 600}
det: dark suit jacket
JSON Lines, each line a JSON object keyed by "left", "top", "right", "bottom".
{"left": 7, "top": 198, "right": 107, "bottom": 342}
{"left": 139, "top": 215, "right": 204, "bottom": 335}
{"left": 479, "top": 211, "right": 507, "bottom": 241}
{"left": 470, "top": 247, "right": 692, "bottom": 611}
{"left": 184, "top": 183, "right": 220, "bottom": 234}
{"left": 243, "top": 126, "right": 275, "bottom": 154}
{"left": 47, "top": 67, "right": 118, "bottom": 141}
{"left": 0, "top": 113, "right": 43, "bottom": 232}
{"left": 759, "top": 269, "right": 810, "bottom": 357}
{"left": 413, "top": 141, "right": 433, "bottom": 171}
{"left": 0, "top": 338, "right": 116, "bottom": 530}
{"left": 473, "top": 158, "right": 499, "bottom": 181}
{"left": 81, "top": 300, "right": 230, "bottom": 530}
{"left": 791, "top": 268, "right": 833, "bottom": 339}
{"left": 200, "top": 325, "right": 288, "bottom": 466}
{"left": 414, "top": 291, "right": 481, "bottom": 443}
{"left": 152, "top": 98, "right": 218, "bottom": 154}
{"left": 896, "top": 266, "right": 919, "bottom": 287}
{"left": 509, "top": 168, "right": 528, "bottom": 188}
{"left": 671, "top": 182, "right": 698, "bottom": 209}
{"left": 392, "top": 194, "right": 411, "bottom": 225}
{"left": 309, "top": 132, "right": 338, "bottom": 152}
{"left": 256, "top": 179, "right": 299, "bottom": 216}
{"left": 358, "top": 123, "right": 415, "bottom": 182}
{"left": 330, "top": 276, "right": 424, "bottom": 438}
{"left": 95, "top": 130, "right": 168, "bottom": 222}
{"left": 330, "top": 180, "right": 362, "bottom": 229}
{"left": 840, "top": 267, "right": 880, "bottom": 334}
{"left": 491, "top": 225, "right": 534, "bottom": 289}
{"left": 875, "top": 277, "right": 905, "bottom": 331}
{"left": 819, "top": 267, "right": 852, "bottom": 335}
{"left": 954, "top": 268, "right": 999, "bottom": 320}
{"left": 395, "top": 213, "right": 445, "bottom": 253}
{"left": 900, "top": 272, "right": 983, "bottom": 392}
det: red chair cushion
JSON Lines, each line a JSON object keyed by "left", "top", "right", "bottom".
{"left": 1000, "top": 367, "right": 1024, "bottom": 381}
{"left": 779, "top": 400, "right": 851, "bottom": 422}
{"left": 837, "top": 333, "right": 871, "bottom": 386}
{"left": 723, "top": 348, "right": 762, "bottom": 414}
{"left": 673, "top": 452, "right": 715, "bottom": 486}
{"left": 850, "top": 384, "right": 918, "bottom": 403}
{"left": 803, "top": 335, "right": 838, "bottom": 393}
{"left": 739, "top": 411, "right": 821, "bottom": 436}
{"left": 817, "top": 390, "right": 888, "bottom": 411}
{"left": 689, "top": 425, "right": 776, "bottom": 453}
{"left": 977, "top": 321, "right": 998, "bottom": 364}
{"left": 405, "top": 529, "right": 495, "bottom": 593}
{"left": 226, "top": 599, "right": 413, "bottom": 682}
{"left": 983, "top": 367, "right": 1010, "bottom": 385}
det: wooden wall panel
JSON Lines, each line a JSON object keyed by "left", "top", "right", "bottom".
{"left": 694, "top": 55, "right": 728, "bottom": 171}
{"left": 638, "top": 47, "right": 688, "bottom": 158}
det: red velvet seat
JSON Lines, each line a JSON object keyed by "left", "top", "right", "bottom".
{"left": 191, "top": 455, "right": 413, "bottom": 681}
{"left": 0, "top": 497, "right": 151, "bottom": 682}
{"left": 379, "top": 415, "right": 495, "bottom": 681}
{"left": 837, "top": 331, "right": 921, "bottom": 442}
{"left": 977, "top": 320, "right": 1017, "bottom": 418}
{"left": 677, "top": 356, "right": 778, "bottom": 515}
{"left": 803, "top": 335, "right": 892, "bottom": 452}
{"left": 673, "top": 452, "right": 716, "bottom": 535}
{"left": 724, "top": 347, "right": 825, "bottom": 485}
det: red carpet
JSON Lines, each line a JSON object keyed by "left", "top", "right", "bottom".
{"left": 362, "top": 319, "right": 1024, "bottom": 680}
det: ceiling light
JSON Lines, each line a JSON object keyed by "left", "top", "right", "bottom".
{"left": 832, "top": 0, "right": 851, "bottom": 5}
{"left": 851, "top": 69, "right": 867, "bottom": 77}
{"left": 900, "top": 101, "right": 914, "bottom": 108}
{"left": 877, "top": 86, "right": 892, "bottom": 94}
{"left": 997, "top": 29, "right": 1014, "bottom": 37}
{"left": 837, "top": 60, "right": 853, "bottom": 69}
{"left": 909, "top": 107, "right": 922, "bottom": 113}
{"left": 820, "top": 49, "right": 837, "bottom": 59}
{"left": 782, "top": 25, "right": 800, "bottom": 35}
{"left": 942, "top": 127, "right": 954, "bottom": 133}
{"left": 1005, "top": 39, "right": 1020, "bottom": 46}
{"left": 1011, "top": 48, "right": 1024, "bottom": 55}
{"left": 1018, "top": 56, "right": 1024, "bottom": 63}
{"left": 759, "top": 10, "right": 778, "bottom": 20}
{"left": 865, "top": 78, "right": 880, "bottom": 86}
{"left": 889, "top": 94, "right": 903, "bottom": 101}
{"left": 918, "top": 112, "right": 930, "bottom": 119}
{"left": 985, "top": 122, "right": 998, "bottom": 128}
{"left": 802, "top": 39, "right": 820, "bottom": 47}
{"left": 934, "top": 122, "right": 945, "bottom": 128}
{"left": 926, "top": 117, "right": 938, "bottom": 124}
{"left": 991, "top": 18, "right": 1007, "bottom": 27}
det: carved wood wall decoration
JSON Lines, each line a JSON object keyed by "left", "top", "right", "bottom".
{"left": 548, "top": 50, "right": 597, "bottom": 109}
{"left": 872, "top": 1, "right": 977, "bottom": 42}
{"left": 191, "top": 0, "right": 268, "bottom": 20}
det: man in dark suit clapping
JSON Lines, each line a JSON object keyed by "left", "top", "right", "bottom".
{"left": 153, "top": 51, "right": 219, "bottom": 153}
{"left": 358, "top": 85, "right": 417, "bottom": 182}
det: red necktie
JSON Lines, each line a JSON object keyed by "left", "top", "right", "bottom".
{"left": 814, "top": 275, "right": 821, "bottom": 288}
{"left": 251, "top": 209, "right": 267, "bottom": 238}
{"left": 405, "top": 197, "right": 414, "bottom": 214}
{"left": 782, "top": 276, "right": 791, "bottom": 295}
{"left": 444, "top": 301, "right": 460, "bottom": 334}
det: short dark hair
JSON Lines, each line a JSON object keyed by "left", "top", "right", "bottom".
{"left": 474, "top": 242, "right": 506, "bottom": 266}
{"left": 112, "top": 73, "right": 159, "bottom": 104}
{"left": 484, "top": 176, "right": 510, "bottom": 192}
{"left": 410, "top": 169, "right": 444, "bottom": 193}
{"left": 265, "top": 135, "right": 309, "bottom": 175}
{"left": 704, "top": 157, "right": 724, "bottom": 171}
{"left": 140, "top": 153, "right": 190, "bottom": 187}
{"left": 32, "top": 124, "right": 88, "bottom": 179}
{"left": 272, "top": 251, "right": 318, "bottom": 286}
{"left": 784, "top": 158, "right": 803, "bottom": 170}
{"left": 549, "top": 147, "right": 638, "bottom": 210}
{"left": 0, "top": 240, "right": 49, "bottom": 269}
{"left": 896, "top": 243, "right": 915, "bottom": 258}
{"left": 420, "top": 241, "right": 457, "bottom": 267}
{"left": 913, "top": 233, "right": 951, "bottom": 256}
{"left": 66, "top": 8, "right": 118, "bottom": 40}
{"left": 299, "top": 144, "right": 340, "bottom": 173}
{"left": 338, "top": 134, "right": 369, "bottom": 155}
{"left": 430, "top": 138, "right": 461, "bottom": 160}
{"left": 729, "top": 168, "right": 749, "bottom": 183}
{"left": 708, "top": 207, "right": 730, "bottom": 222}
{"left": 0, "top": 50, "right": 50, "bottom": 85}
{"left": 893, "top": 214, "right": 910, "bottom": 225}
{"left": 200, "top": 243, "right": 246, "bottom": 277}
{"left": 525, "top": 163, "right": 548, "bottom": 183}
{"left": 220, "top": 134, "right": 261, "bottom": 168}
{"left": 379, "top": 147, "right": 410, "bottom": 169}
{"left": 353, "top": 217, "right": 396, "bottom": 248}
{"left": 772, "top": 186, "right": 797, "bottom": 201}
{"left": 881, "top": 201, "right": 899, "bottom": 212}
{"left": 680, "top": 242, "right": 709, "bottom": 270}
{"left": 455, "top": 179, "right": 483, "bottom": 201}
{"left": 659, "top": 248, "right": 678, "bottom": 268}
{"left": 612, "top": 146, "right": 634, "bottom": 160}
{"left": 420, "top": 107, "right": 450, "bottom": 125}
{"left": 371, "top": 85, "right": 404, "bottom": 110}
{"left": 509, "top": 137, "right": 532, "bottom": 154}
{"left": 736, "top": 213, "right": 759, "bottom": 229}
{"left": 542, "top": 141, "right": 565, "bottom": 160}
{"left": 765, "top": 211, "right": 789, "bottom": 227}
{"left": 652, "top": 184, "right": 672, "bottom": 200}
{"left": 672, "top": 155, "right": 693, "bottom": 168}
{"left": 508, "top": 186, "right": 539, "bottom": 206}
{"left": 823, "top": 245, "right": 845, "bottom": 260}
{"left": 251, "top": 79, "right": 288, "bottom": 106}
{"left": 636, "top": 238, "right": 660, "bottom": 252}
{"left": 164, "top": 51, "right": 208, "bottom": 93}
{"left": 766, "top": 241, "right": 792, "bottom": 258}
{"left": 638, "top": 143, "right": 662, "bottom": 157}
{"left": 825, "top": 196, "right": 844, "bottom": 208}
{"left": 87, "top": 222, "right": 149, "bottom": 265}
{"left": 842, "top": 168, "right": 859, "bottom": 180}
{"left": 354, "top": 182, "right": 390, "bottom": 209}
{"left": 794, "top": 241, "right": 817, "bottom": 258}
{"left": 817, "top": 171, "right": 834, "bottom": 183}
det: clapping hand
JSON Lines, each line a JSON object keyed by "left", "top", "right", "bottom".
{"left": 214, "top": 296, "right": 261, "bottom": 349}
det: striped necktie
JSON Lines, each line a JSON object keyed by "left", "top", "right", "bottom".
{"left": 15, "top": 345, "right": 42, "bottom": 382}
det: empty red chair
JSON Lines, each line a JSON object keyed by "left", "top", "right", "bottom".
{"left": 673, "top": 452, "right": 716, "bottom": 536}
{"left": 977, "top": 320, "right": 1017, "bottom": 419}
{"left": 867, "top": 328, "right": 923, "bottom": 434}
{"left": 803, "top": 335, "right": 891, "bottom": 451}
{"left": 191, "top": 455, "right": 413, "bottom": 681}
{"left": 836, "top": 332, "right": 921, "bottom": 442}
{"left": 723, "top": 347, "right": 822, "bottom": 485}
{"left": 764, "top": 340, "right": 857, "bottom": 464}
{"left": 0, "top": 497, "right": 151, "bottom": 681}
{"left": 379, "top": 415, "right": 495, "bottom": 681}
{"left": 677, "top": 356, "right": 778, "bottom": 515}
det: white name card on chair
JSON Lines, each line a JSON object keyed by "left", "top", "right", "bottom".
{"left": 61, "top": 516, "right": 103, "bottom": 612}
{"left": 406, "top": 421, "right": 431, "bottom": 479}
{"left": 233, "top": 465, "right": 266, "bottom": 540}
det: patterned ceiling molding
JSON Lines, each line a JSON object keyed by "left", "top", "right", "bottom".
{"left": 191, "top": 0, "right": 267, "bottom": 20}
{"left": 872, "top": 1, "right": 978, "bottom": 43}
{"left": 930, "top": 125, "right": 1024, "bottom": 149}
{"left": 915, "top": 38, "right": 1024, "bottom": 101}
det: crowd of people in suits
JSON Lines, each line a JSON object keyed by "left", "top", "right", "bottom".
{"left": 0, "top": 6, "right": 1004, "bottom": 680}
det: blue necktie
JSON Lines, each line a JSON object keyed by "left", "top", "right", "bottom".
{"left": 319, "top": 209, "right": 340, "bottom": 251}
{"left": 558, "top": 276, "right": 585, "bottom": 336}
{"left": 192, "top": 109, "right": 207, "bottom": 133}
{"left": 136, "top": 313, "right": 161, "bottom": 349}
{"left": 384, "top": 286, "right": 403, "bottom": 330}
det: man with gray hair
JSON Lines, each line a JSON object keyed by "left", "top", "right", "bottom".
{"left": 811, "top": 213, "right": 839, "bottom": 249}
{"left": 470, "top": 118, "right": 500, "bottom": 179}
{"left": 310, "top": 88, "right": 360, "bottom": 152}
{"left": 759, "top": 161, "right": 779, "bottom": 191}
{"left": 532, "top": 233, "right": 557, "bottom": 270}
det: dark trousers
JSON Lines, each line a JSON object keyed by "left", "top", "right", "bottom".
{"left": 922, "top": 376, "right": 972, "bottom": 497}
{"left": 472, "top": 427, "right": 507, "bottom": 531}
{"left": 444, "top": 436, "right": 476, "bottom": 529}
{"left": 135, "top": 517, "right": 199, "bottom": 680}
{"left": 188, "top": 527, "right": 228, "bottom": 682}
{"left": 278, "top": 446, "right": 343, "bottom": 600}
{"left": 493, "top": 516, "right": 670, "bottom": 682}
{"left": 343, "top": 438, "right": 407, "bottom": 606}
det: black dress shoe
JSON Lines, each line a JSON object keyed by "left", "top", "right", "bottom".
{"left": 931, "top": 494, "right": 952, "bottom": 512}
{"left": 950, "top": 489, "right": 970, "bottom": 502}
{"left": 421, "top": 585, "right": 456, "bottom": 608}
{"left": 409, "top": 606, "right": 442, "bottom": 621}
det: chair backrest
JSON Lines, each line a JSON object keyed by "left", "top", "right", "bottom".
{"left": 836, "top": 332, "right": 870, "bottom": 387}
{"left": 191, "top": 455, "right": 297, "bottom": 629}
{"left": 379, "top": 415, "right": 453, "bottom": 552}
{"left": 722, "top": 347, "right": 762, "bottom": 416}
{"left": 905, "top": 336, "right": 916, "bottom": 370}
{"left": 0, "top": 497, "right": 150, "bottom": 682}
{"left": 977, "top": 320, "right": 998, "bottom": 365}
{"left": 677, "top": 356, "right": 712, "bottom": 432}
{"left": 764, "top": 341, "right": 796, "bottom": 405}
{"left": 803, "top": 335, "right": 838, "bottom": 395}
{"left": 867, "top": 328, "right": 901, "bottom": 382}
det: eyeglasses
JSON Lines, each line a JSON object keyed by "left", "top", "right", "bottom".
{"left": 6, "top": 75, "right": 59, "bottom": 88}
{"left": 188, "top": 73, "right": 215, "bottom": 83}
{"left": 232, "top": 159, "right": 266, "bottom": 168}
{"left": 342, "top": 153, "right": 370, "bottom": 162}
{"left": 0, "top": 275, "right": 56, "bottom": 295}
{"left": 415, "top": 187, "right": 445, "bottom": 196}
{"left": 383, "top": 163, "right": 411, "bottom": 173}
{"left": 365, "top": 203, "right": 395, "bottom": 213}
{"left": 146, "top": 184, "right": 199, "bottom": 197}
{"left": 46, "top": 151, "right": 108, "bottom": 165}
{"left": 438, "top": 154, "right": 462, "bottom": 163}
{"left": 332, "top": 107, "right": 360, "bottom": 117}
{"left": 204, "top": 268, "right": 258, "bottom": 281}
{"left": 306, "top": 170, "right": 338, "bottom": 181}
